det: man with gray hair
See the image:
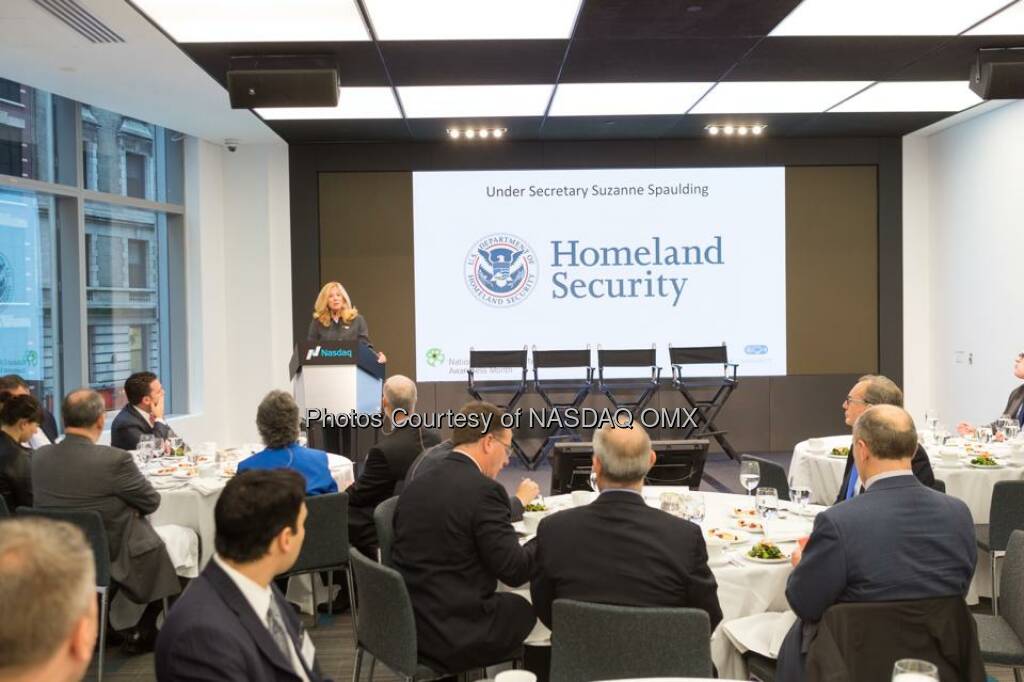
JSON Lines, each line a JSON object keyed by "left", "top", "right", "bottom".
{"left": 0, "top": 518, "right": 97, "bottom": 682}
{"left": 530, "top": 422, "right": 723, "bottom": 629}
{"left": 348, "top": 375, "right": 441, "bottom": 555}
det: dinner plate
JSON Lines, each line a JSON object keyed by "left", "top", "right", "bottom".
{"left": 705, "top": 528, "right": 750, "bottom": 544}
{"left": 734, "top": 518, "right": 765, "bottom": 533}
{"left": 827, "top": 451, "right": 849, "bottom": 459}
{"left": 730, "top": 507, "right": 759, "bottom": 519}
{"left": 968, "top": 462, "right": 1004, "bottom": 469}
{"left": 745, "top": 554, "right": 791, "bottom": 564}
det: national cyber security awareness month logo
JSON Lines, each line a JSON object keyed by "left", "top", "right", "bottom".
{"left": 465, "top": 233, "right": 538, "bottom": 307}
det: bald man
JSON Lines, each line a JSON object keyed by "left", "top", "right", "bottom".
{"left": 530, "top": 423, "right": 723, "bottom": 629}
{"left": 348, "top": 375, "right": 441, "bottom": 555}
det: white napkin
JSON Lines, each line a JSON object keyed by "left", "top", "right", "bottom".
{"left": 153, "top": 524, "right": 199, "bottom": 578}
{"left": 722, "top": 610, "right": 798, "bottom": 658}
{"left": 189, "top": 477, "right": 224, "bottom": 496}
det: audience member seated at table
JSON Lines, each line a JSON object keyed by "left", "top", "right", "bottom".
{"left": 110, "top": 371, "right": 180, "bottom": 451}
{"left": 393, "top": 401, "right": 537, "bottom": 673}
{"left": 348, "top": 375, "right": 441, "bottom": 555}
{"left": 957, "top": 349, "right": 1024, "bottom": 436}
{"left": 0, "top": 373, "right": 59, "bottom": 448}
{"left": 405, "top": 438, "right": 539, "bottom": 522}
{"left": 0, "top": 392, "right": 41, "bottom": 511}
{"left": 156, "top": 469, "right": 329, "bottom": 682}
{"left": 238, "top": 390, "right": 338, "bottom": 497}
{"left": 531, "top": 422, "right": 723, "bottom": 630}
{"left": 776, "top": 405, "right": 976, "bottom": 682}
{"left": 834, "top": 375, "right": 934, "bottom": 504}
{"left": 0, "top": 517, "right": 98, "bottom": 682}
{"left": 32, "top": 388, "right": 180, "bottom": 654}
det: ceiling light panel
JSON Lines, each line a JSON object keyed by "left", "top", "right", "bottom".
{"left": 364, "top": 0, "right": 581, "bottom": 40}
{"left": 256, "top": 87, "right": 400, "bottom": 119}
{"left": 130, "top": 0, "right": 369, "bottom": 42}
{"left": 549, "top": 82, "right": 715, "bottom": 116}
{"left": 769, "top": 0, "right": 1011, "bottom": 36}
{"left": 398, "top": 85, "right": 554, "bottom": 118}
{"left": 690, "top": 81, "right": 872, "bottom": 114}
{"left": 830, "top": 81, "right": 983, "bottom": 112}
{"left": 967, "top": 1, "right": 1024, "bottom": 34}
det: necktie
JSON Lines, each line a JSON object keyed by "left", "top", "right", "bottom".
{"left": 1017, "top": 401, "right": 1024, "bottom": 427}
{"left": 846, "top": 461, "right": 859, "bottom": 500}
{"left": 266, "top": 598, "right": 294, "bottom": 664}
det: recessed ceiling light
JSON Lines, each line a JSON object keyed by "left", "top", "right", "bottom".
{"left": 364, "top": 0, "right": 580, "bottom": 40}
{"left": 549, "top": 82, "right": 715, "bottom": 116}
{"left": 769, "top": 0, "right": 1009, "bottom": 36}
{"left": 256, "top": 87, "right": 400, "bottom": 119}
{"left": 465, "top": 129, "right": 477, "bottom": 139}
{"left": 967, "top": 1, "right": 1024, "bottom": 34}
{"left": 493, "top": 128, "right": 505, "bottom": 138}
{"left": 708, "top": 125, "right": 720, "bottom": 135}
{"left": 691, "top": 81, "right": 872, "bottom": 114}
{"left": 478, "top": 128, "right": 491, "bottom": 138}
{"left": 398, "top": 85, "right": 553, "bottom": 118}
{"left": 448, "top": 128, "right": 461, "bottom": 139}
{"left": 737, "top": 125, "right": 749, "bottom": 136}
{"left": 722, "top": 125, "right": 735, "bottom": 135}
{"left": 751, "top": 125, "right": 765, "bottom": 135}
{"left": 830, "top": 81, "right": 983, "bottom": 112}
{"left": 131, "top": 0, "right": 369, "bottom": 42}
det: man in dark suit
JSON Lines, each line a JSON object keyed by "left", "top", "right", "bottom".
{"left": 393, "top": 401, "right": 537, "bottom": 673}
{"left": 156, "top": 469, "right": 330, "bottom": 682}
{"left": 347, "top": 375, "right": 441, "bottom": 555}
{"left": 110, "top": 371, "right": 180, "bottom": 451}
{"left": 531, "top": 422, "right": 723, "bottom": 629}
{"left": 0, "top": 374, "right": 59, "bottom": 446}
{"left": 834, "top": 375, "right": 934, "bottom": 504}
{"left": 32, "top": 388, "right": 180, "bottom": 652}
{"left": 958, "top": 350, "right": 1024, "bottom": 435}
{"left": 777, "top": 405, "right": 976, "bottom": 682}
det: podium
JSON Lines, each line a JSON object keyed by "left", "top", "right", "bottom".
{"left": 290, "top": 341, "right": 385, "bottom": 458}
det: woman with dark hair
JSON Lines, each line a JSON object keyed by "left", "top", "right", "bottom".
{"left": 0, "top": 392, "right": 42, "bottom": 511}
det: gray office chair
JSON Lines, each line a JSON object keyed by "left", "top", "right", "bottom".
{"left": 373, "top": 496, "right": 399, "bottom": 567}
{"left": 549, "top": 599, "right": 712, "bottom": 682}
{"left": 18, "top": 507, "right": 111, "bottom": 682}
{"left": 745, "top": 652, "right": 777, "bottom": 682}
{"left": 277, "top": 492, "right": 353, "bottom": 633}
{"left": 976, "top": 481, "right": 1024, "bottom": 615}
{"left": 740, "top": 454, "right": 791, "bottom": 501}
{"left": 933, "top": 479, "right": 947, "bottom": 494}
{"left": 975, "top": 530, "right": 1024, "bottom": 681}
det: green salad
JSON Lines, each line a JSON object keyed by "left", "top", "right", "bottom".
{"left": 747, "top": 542, "right": 784, "bottom": 560}
{"left": 971, "top": 454, "right": 998, "bottom": 466}
{"left": 830, "top": 446, "right": 849, "bottom": 457}
{"left": 524, "top": 503, "right": 548, "bottom": 512}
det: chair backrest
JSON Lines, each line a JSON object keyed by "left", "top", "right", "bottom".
{"left": 1000, "top": 530, "right": 1024, "bottom": 638}
{"left": 533, "top": 349, "right": 592, "bottom": 370}
{"left": 16, "top": 507, "right": 111, "bottom": 588}
{"left": 740, "top": 454, "right": 790, "bottom": 501}
{"left": 549, "top": 599, "right": 712, "bottom": 682}
{"left": 349, "top": 547, "right": 419, "bottom": 677}
{"left": 932, "top": 479, "right": 947, "bottom": 494}
{"left": 285, "top": 492, "right": 349, "bottom": 575}
{"left": 669, "top": 345, "right": 728, "bottom": 366}
{"left": 0, "top": 496, "right": 9, "bottom": 518}
{"left": 373, "top": 496, "right": 399, "bottom": 567}
{"left": 645, "top": 443, "right": 708, "bottom": 489}
{"left": 988, "top": 480, "right": 1024, "bottom": 551}
{"left": 469, "top": 349, "right": 528, "bottom": 369}
{"left": 597, "top": 348, "right": 657, "bottom": 369}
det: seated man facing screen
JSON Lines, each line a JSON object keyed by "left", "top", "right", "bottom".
{"left": 393, "top": 401, "right": 536, "bottom": 673}
{"left": 531, "top": 421, "right": 723, "bottom": 629}
{"left": 238, "top": 391, "right": 338, "bottom": 497}
{"left": 110, "top": 371, "right": 181, "bottom": 451}
{"left": 777, "top": 405, "right": 976, "bottom": 682}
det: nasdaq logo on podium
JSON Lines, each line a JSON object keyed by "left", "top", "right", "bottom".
{"left": 306, "top": 345, "right": 354, "bottom": 360}
{"left": 465, "top": 233, "right": 538, "bottom": 307}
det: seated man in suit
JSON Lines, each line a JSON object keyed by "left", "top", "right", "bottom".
{"left": 958, "top": 349, "right": 1024, "bottom": 435}
{"left": 0, "top": 517, "right": 98, "bottom": 682}
{"left": 0, "top": 373, "right": 59, "bottom": 448}
{"left": 109, "top": 371, "right": 180, "bottom": 451}
{"left": 239, "top": 391, "right": 338, "bottom": 497}
{"left": 834, "top": 375, "right": 934, "bottom": 503}
{"left": 156, "top": 469, "right": 330, "bottom": 682}
{"left": 393, "top": 401, "right": 537, "bottom": 673}
{"left": 32, "top": 389, "right": 180, "bottom": 653}
{"left": 777, "top": 405, "right": 976, "bottom": 682}
{"left": 347, "top": 375, "right": 441, "bottom": 555}
{"left": 531, "top": 421, "right": 723, "bottom": 629}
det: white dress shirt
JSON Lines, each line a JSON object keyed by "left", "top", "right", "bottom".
{"left": 862, "top": 468, "right": 915, "bottom": 490}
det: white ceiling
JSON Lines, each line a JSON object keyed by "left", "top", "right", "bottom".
{"left": 0, "top": 0, "right": 281, "bottom": 145}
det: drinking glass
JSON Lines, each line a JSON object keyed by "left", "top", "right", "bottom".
{"left": 1006, "top": 424, "right": 1022, "bottom": 441}
{"left": 976, "top": 427, "right": 994, "bottom": 445}
{"left": 660, "top": 492, "right": 683, "bottom": 516}
{"left": 138, "top": 434, "right": 155, "bottom": 451}
{"left": 756, "top": 487, "right": 779, "bottom": 525}
{"left": 168, "top": 436, "right": 184, "bottom": 457}
{"left": 684, "top": 493, "right": 706, "bottom": 523}
{"left": 740, "top": 460, "right": 760, "bottom": 496}
{"left": 791, "top": 486, "right": 812, "bottom": 514}
{"left": 891, "top": 658, "right": 938, "bottom": 681}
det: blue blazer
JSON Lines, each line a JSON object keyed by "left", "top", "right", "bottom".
{"left": 238, "top": 444, "right": 338, "bottom": 496}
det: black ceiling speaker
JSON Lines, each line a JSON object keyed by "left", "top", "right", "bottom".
{"left": 227, "top": 55, "right": 339, "bottom": 109}
{"left": 970, "top": 48, "right": 1024, "bottom": 99}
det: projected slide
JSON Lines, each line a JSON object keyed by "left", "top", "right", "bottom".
{"left": 413, "top": 167, "right": 786, "bottom": 381}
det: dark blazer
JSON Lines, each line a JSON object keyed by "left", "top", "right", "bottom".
{"left": 110, "top": 404, "right": 177, "bottom": 451}
{"left": 40, "top": 408, "right": 58, "bottom": 443}
{"left": 155, "top": 560, "right": 329, "bottom": 682}
{"left": 393, "top": 452, "right": 537, "bottom": 672}
{"left": 834, "top": 441, "right": 934, "bottom": 504}
{"left": 306, "top": 314, "right": 370, "bottom": 346}
{"left": 530, "top": 489, "right": 723, "bottom": 630}
{"left": 995, "top": 383, "right": 1024, "bottom": 428}
{"left": 777, "top": 474, "right": 976, "bottom": 682}
{"left": 31, "top": 434, "right": 179, "bottom": 604}
{"left": 348, "top": 423, "right": 441, "bottom": 552}
{"left": 0, "top": 430, "right": 32, "bottom": 510}
{"left": 405, "top": 439, "right": 525, "bottom": 521}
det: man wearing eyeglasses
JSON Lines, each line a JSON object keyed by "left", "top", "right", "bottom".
{"left": 956, "top": 351, "right": 1024, "bottom": 437}
{"left": 834, "top": 375, "right": 935, "bottom": 504}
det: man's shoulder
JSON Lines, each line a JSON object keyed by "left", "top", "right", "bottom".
{"left": 110, "top": 405, "right": 137, "bottom": 427}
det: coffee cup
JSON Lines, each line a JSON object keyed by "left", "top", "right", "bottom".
{"left": 940, "top": 447, "right": 959, "bottom": 466}
{"left": 806, "top": 438, "right": 825, "bottom": 453}
{"left": 522, "top": 511, "right": 544, "bottom": 534}
{"left": 706, "top": 538, "right": 727, "bottom": 563}
{"left": 571, "top": 490, "right": 594, "bottom": 506}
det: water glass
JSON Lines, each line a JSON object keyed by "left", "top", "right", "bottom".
{"left": 791, "top": 486, "right": 812, "bottom": 514}
{"left": 684, "top": 493, "right": 706, "bottom": 523}
{"left": 976, "top": 427, "right": 994, "bottom": 445}
{"left": 740, "top": 460, "right": 761, "bottom": 495}
{"left": 756, "top": 487, "right": 779, "bottom": 525}
{"left": 138, "top": 434, "right": 156, "bottom": 450}
{"left": 1006, "top": 424, "right": 1022, "bottom": 441}
{"left": 891, "top": 658, "right": 938, "bottom": 680}
{"left": 660, "top": 492, "right": 683, "bottom": 516}
{"left": 168, "top": 436, "right": 184, "bottom": 456}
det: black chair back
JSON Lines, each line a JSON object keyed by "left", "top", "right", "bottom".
{"left": 373, "top": 496, "right": 399, "bottom": 567}
{"left": 989, "top": 480, "right": 1024, "bottom": 551}
{"left": 669, "top": 345, "right": 728, "bottom": 365}
{"left": 17, "top": 507, "right": 111, "bottom": 587}
{"left": 285, "top": 492, "right": 349, "bottom": 574}
{"left": 740, "top": 454, "right": 791, "bottom": 501}
{"left": 349, "top": 547, "right": 420, "bottom": 678}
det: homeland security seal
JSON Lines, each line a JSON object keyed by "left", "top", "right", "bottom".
{"left": 465, "top": 233, "right": 538, "bottom": 306}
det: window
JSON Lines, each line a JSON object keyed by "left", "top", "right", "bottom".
{"left": 125, "top": 152, "right": 146, "bottom": 198}
{"left": 0, "top": 78, "right": 20, "bottom": 103}
{"left": 0, "top": 126, "right": 21, "bottom": 177}
{"left": 128, "top": 238, "right": 148, "bottom": 288}
{"left": 0, "top": 82, "right": 64, "bottom": 184}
